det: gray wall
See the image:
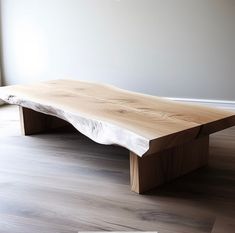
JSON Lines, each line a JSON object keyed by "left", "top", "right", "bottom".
{"left": 1, "top": 0, "right": 235, "bottom": 100}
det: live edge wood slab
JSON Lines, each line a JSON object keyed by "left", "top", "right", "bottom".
{"left": 0, "top": 80, "right": 235, "bottom": 194}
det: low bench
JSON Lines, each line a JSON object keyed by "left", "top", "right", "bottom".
{"left": 0, "top": 79, "right": 235, "bottom": 194}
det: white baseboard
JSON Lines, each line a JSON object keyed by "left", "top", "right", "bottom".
{"left": 165, "top": 97, "right": 235, "bottom": 111}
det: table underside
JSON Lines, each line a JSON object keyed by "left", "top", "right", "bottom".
{"left": 20, "top": 106, "right": 209, "bottom": 193}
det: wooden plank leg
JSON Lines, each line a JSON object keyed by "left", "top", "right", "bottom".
{"left": 19, "top": 106, "right": 73, "bottom": 135}
{"left": 130, "top": 136, "right": 209, "bottom": 194}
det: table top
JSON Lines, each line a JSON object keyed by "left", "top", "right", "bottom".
{"left": 0, "top": 79, "right": 234, "bottom": 156}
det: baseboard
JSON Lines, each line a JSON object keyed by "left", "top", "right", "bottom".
{"left": 166, "top": 97, "right": 235, "bottom": 111}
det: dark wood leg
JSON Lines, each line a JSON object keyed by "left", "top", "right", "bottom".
{"left": 19, "top": 106, "right": 73, "bottom": 135}
{"left": 130, "top": 136, "right": 209, "bottom": 194}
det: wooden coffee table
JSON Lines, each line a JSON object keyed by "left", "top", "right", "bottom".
{"left": 0, "top": 79, "right": 234, "bottom": 194}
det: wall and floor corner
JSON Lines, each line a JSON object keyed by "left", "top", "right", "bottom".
{"left": 0, "top": 0, "right": 235, "bottom": 101}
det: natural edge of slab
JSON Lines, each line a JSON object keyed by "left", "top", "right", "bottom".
{"left": 0, "top": 95, "right": 150, "bottom": 156}
{"left": 1, "top": 80, "right": 235, "bottom": 158}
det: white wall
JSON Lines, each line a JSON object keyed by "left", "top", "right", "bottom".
{"left": 0, "top": 0, "right": 4, "bottom": 105}
{"left": 1, "top": 0, "right": 235, "bottom": 100}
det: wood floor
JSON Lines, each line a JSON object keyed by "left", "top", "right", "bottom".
{"left": 0, "top": 105, "right": 235, "bottom": 233}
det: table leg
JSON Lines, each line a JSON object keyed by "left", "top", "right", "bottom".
{"left": 130, "top": 136, "right": 209, "bottom": 194}
{"left": 19, "top": 106, "right": 71, "bottom": 135}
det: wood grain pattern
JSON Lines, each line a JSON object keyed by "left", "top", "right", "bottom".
{"left": 1, "top": 80, "right": 235, "bottom": 193}
{"left": 0, "top": 79, "right": 234, "bottom": 157}
{"left": 130, "top": 136, "right": 209, "bottom": 193}
{"left": 0, "top": 105, "right": 235, "bottom": 233}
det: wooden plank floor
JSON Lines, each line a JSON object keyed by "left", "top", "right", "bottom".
{"left": 0, "top": 105, "right": 235, "bottom": 233}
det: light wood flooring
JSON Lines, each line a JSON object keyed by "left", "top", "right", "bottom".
{"left": 0, "top": 105, "right": 235, "bottom": 233}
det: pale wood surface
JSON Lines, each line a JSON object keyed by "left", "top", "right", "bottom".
{"left": 0, "top": 79, "right": 234, "bottom": 156}
{"left": 0, "top": 105, "right": 235, "bottom": 233}
{"left": 130, "top": 136, "right": 209, "bottom": 193}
